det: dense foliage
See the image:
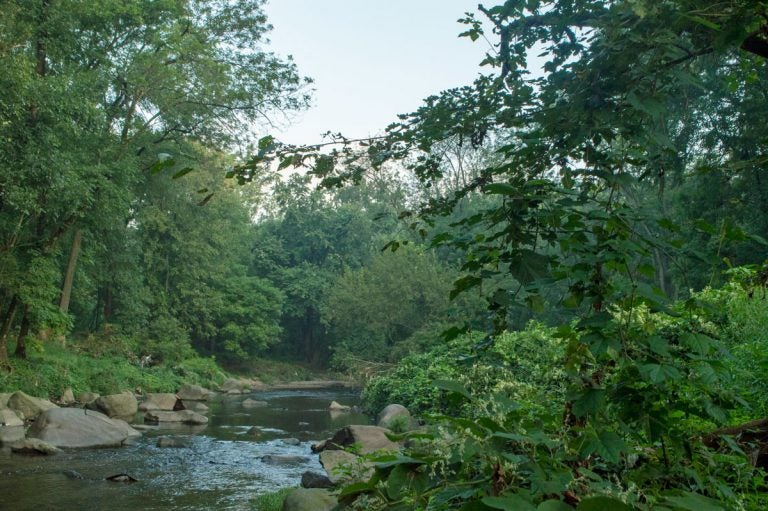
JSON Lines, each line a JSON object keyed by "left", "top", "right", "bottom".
{"left": 233, "top": 0, "right": 768, "bottom": 509}
{"left": 2, "top": 1, "right": 768, "bottom": 509}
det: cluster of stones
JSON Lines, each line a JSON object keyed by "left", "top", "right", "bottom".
{"left": 0, "top": 376, "right": 278, "bottom": 456}
{"left": 280, "top": 403, "right": 413, "bottom": 511}
{"left": 0, "top": 381, "right": 224, "bottom": 456}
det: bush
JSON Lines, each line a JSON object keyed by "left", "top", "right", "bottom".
{"left": 361, "top": 322, "right": 565, "bottom": 417}
{"left": 0, "top": 343, "right": 228, "bottom": 399}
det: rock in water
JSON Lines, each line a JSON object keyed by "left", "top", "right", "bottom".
{"left": 139, "top": 393, "right": 183, "bottom": 412}
{"left": 11, "top": 438, "right": 61, "bottom": 455}
{"left": 7, "top": 391, "right": 58, "bottom": 420}
{"left": 144, "top": 410, "right": 208, "bottom": 425}
{"left": 261, "top": 454, "right": 309, "bottom": 465}
{"left": 242, "top": 398, "right": 268, "bottom": 407}
{"left": 176, "top": 384, "right": 212, "bottom": 401}
{"left": 157, "top": 436, "right": 187, "bottom": 448}
{"left": 327, "top": 425, "right": 399, "bottom": 454}
{"left": 27, "top": 408, "right": 141, "bottom": 448}
{"left": 328, "top": 400, "right": 351, "bottom": 412}
{"left": 282, "top": 488, "right": 337, "bottom": 511}
{"left": 245, "top": 426, "right": 261, "bottom": 438}
{"left": 95, "top": 392, "right": 138, "bottom": 419}
{"left": 301, "top": 471, "right": 334, "bottom": 489}
{"left": 106, "top": 474, "right": 137, "bottom": 483}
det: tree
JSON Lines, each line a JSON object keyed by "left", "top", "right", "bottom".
{"left": 0, "top": 0, "right": 308, "bottom": 368}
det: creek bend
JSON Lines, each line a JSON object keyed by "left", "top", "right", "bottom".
{"left": 0, "top": 388, "right": 368, "bottom": 510}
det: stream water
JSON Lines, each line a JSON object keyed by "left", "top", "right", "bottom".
{"left": 0, "top": 389, "right": 368, "bottom": 510}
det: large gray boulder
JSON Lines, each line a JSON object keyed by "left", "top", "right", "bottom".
{"left": 139, "top": 393, "right": 182, "bottom": 412}
{"left": 95, "top": 392, "right": 138, "bottom": 419}
{"left": 0, "top": 409, "right": 23, "bottom": 427}
{"left": 27, "top": 408, "right": 140, "bottom": 448}
{"left": 177, "top": 384, "right": 212, "bottom": 401}
{"left": 0, "top": 392, "right": 12, "bottom": 408}
{"left": 377, "top": 404, "right": 411, "bottom": 429}
{"left": 144, "top": 410, "right": 208, "bottom": 425}
{"left": 281, "top": 488, "right": 337, "bottom": 511}
{"left": 326, "top": 425, "right": 399, "bottom": 454}
{"left": 7, "top": 391, "right": 58, "bottom": 420}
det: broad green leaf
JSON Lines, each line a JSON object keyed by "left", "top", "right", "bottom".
{"left": 589, "top": 431, "right": 627, "bottom": 464}
{"left": 538, "top": 501, "right": 573, "bottom": 511}
{"left": 640, "top": 363, "right": 682, "bottom": 384}
{"left": 483, "top": 495, "right": 537, "bottom": 511}
{"left": 483, "top": 182, "right": 518, "bottom": 195}
{"left": 337, "top": 481, "right": 375, "bottom": 499}
{"left": 572, "top": 388, "right": 605, "bottom": 417}
{"left": 681, "top": 332, "right": 713, "bottom": 355}
{"left": 661, "top": 492, "right": 725, "bottom": 511}
{"left": 433, "top": 379, "right": 472, "bottom": 400}
{"left": 576, "top": 496, "right": 631, "bottom": 511}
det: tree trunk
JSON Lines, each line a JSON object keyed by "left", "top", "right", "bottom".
{"left": 0, "top": 296, "right": 19, "bottom": 371}
{"left": 14, "top": 304, "right": 30, "bottom": 359}
{"left": 59, "top": 229, "right": 82, "bottom": 312}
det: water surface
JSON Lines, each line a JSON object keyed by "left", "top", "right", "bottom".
{"left": 0, "top": 389, "right": 367, "bottom": 510}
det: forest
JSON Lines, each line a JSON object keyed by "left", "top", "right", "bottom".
{"left": 1, "top": 0, "right": 768, "bottom": 510}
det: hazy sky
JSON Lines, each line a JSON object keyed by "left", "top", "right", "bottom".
{"left": 263, "top": 1, "right": 491, "bottom": 145}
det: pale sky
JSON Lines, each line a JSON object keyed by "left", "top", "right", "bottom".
{"left": 263, "top": 1, "right": 492, "bottom": 145}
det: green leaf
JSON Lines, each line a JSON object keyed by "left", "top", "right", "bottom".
{"left": 572, "top": 388, "right": 605, "bottom": 417}
{"left": 640, "top": 363, "right": 682, "bottom": 384}
{"left": 687, "top": 15, "right": 720, "bottom": 31}
{"left": 337, "top": 481, "right": 376, "bottom": 499}
{"left": 450, "top": 275, "right": 482, "bottom": 299}
{"left": 171, "top": 167, "right": 194, "bottom": 179}
{"left": 483, "top": 495, "right": 537, "bottom": 511}
{"left": 537, "top": 500, "right": 573, "bottom": 511}
{"left": 433, "top": 379, "right": 472, "bottom": 400}
{"left": 483, "top": 182, "right": 518, "bottom": 195}
{"left": 576, "top": 496, "right": 631, "bottom": 511}
{"left": 583, "top": 431, "right": 627, "bottom": 464}
{"left": 661, "top": 492, "right": 725, "bottom": 511}
{"left": 681, "top": 332, "right": 713, "bottom": 355}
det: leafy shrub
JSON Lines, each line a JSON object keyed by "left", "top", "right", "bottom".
{"left": 361, "top": 322, "right": 565, "bottom": 417}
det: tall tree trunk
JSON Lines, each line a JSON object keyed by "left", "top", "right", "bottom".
{"left": 59, "top": 229, "right": 82, "bottom": 312}
{"left": 14, "top": 304, "right": 30, "bottom": 359}
{"left": 0, "top": 296, "right": 19, "bottom": 371}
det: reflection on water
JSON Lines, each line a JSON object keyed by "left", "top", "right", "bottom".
{"left": 0, "top": 389, "right": 368, "bottom": 510}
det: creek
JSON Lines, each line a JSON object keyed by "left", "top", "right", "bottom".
{"left": 0, "top": 388, "right": 368, "bottom": 510}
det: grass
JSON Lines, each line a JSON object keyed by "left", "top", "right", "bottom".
{"left": 250, "top": 487, "right": 293, "bottom": 511}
